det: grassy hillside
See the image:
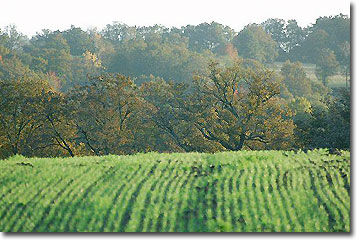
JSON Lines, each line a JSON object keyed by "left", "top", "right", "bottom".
{"left": 0, "top": 150, "right": 350, "bottom": 232}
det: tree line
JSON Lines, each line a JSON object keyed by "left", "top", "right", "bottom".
{"left": 0, "top": 58, "right": 349, "bottom": 158}
{"left": 1, "top": 14, "right": 350, "bottom": 91}
{"left": 0, "top": 14, "right": 350, "bottom": 158}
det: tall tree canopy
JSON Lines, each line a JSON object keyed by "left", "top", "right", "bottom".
{"left": 280, "top": 60, "right": 313, "bottom": 98}
{"left": 314, "top": 48, "right": 339, "bottom": 86}
{"left": 191, "top": 60, "right": 294, "bottom": 151}
{"left": 262, "top": 18, "right": 306, "bottom": 61}
{"left": 300, "top": 14, "right": 350, "bottom": 64}
{"left": 176, "top": 22, "right": 235, "bottom": 55}
{"left": 232, "top": 24, "right": 278, "bottom": 63}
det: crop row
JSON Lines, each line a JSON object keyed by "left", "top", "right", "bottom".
{"left": 0, "top": 150, "right": 350, "bottom": 232}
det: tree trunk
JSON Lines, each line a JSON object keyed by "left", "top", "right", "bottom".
{"left": 66, "top": 147, "right": 74, "bottom": 157}
{"left": 12, "top": 144, "right": 18, "bottom": 156}
{"left": 236, "top": 133, "right": 246, "bottom": 151}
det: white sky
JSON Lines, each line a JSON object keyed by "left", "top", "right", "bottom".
{"left": 1, "top": 0, "right": 350, "bottom": 37}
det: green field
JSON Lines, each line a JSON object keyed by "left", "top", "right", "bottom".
{"left": 271, "top": 62, "right": 348, "bottom": 88}
{"left": 0, "top": 150, "right": 350, "bottom": 232}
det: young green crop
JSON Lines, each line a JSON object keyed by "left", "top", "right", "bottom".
{"left": 0, "top": 149, "right": 350, "bottom": 232}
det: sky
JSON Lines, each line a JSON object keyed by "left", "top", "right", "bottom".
{"left": 1, "top": 0, "right": 350, "bottom": 37}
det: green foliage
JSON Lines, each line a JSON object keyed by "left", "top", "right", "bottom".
{"left": 140, "top": 79, "right": 217, "bottom": 153}
{"left": 0, "top": 25, "right": 28, "bottom": 51}
{"left": 280, "top": 60, "right": 313, "bottom": 98}
{"left": 24, "top": 30, "right": 72, "bottom": 86}
{"left": 262, "top": 18, "right": 306, "bottom": 61}
{"left": 315, "top": 48, "right": 339, "bottom": 86}
{"left": 68, "top": 74, "right": 143, "bottom": 155}
{"left": 68, "top": 51, "right": 105, "bottom": 88}
{"left": 310, "top": 88, "right": 350, "bottom": 149}
{"left": 0, "top": 55, "right": 42, "bottom": 81}
{"left": 107, "top": 35, "right": 212, "bottom": 83}
{"left": 338, "top": 41, "right": 350, "bottom": 84}
{"left": 177, "top": 22, "right": 235, "bottom": 55}
{"left": 62, "top": 25, "right": 96, "bottom": 56}
{"left": 0, "top": 150, "right": 350, "bottom": 232}
{"left": 1, "top": 15, "right": 350, "bottom": 90}
{"left": 0, "top": 16, "right": 351, "bottom": 158}
{"left": 288, "top": 97, "right": 314, "bottom": 148}
{"left": 232, "top": 24, "right": 278, "bottom": 63}
{"left": 191, "top": 60, "right": 295, "bottom": 150}
{"left": 291, "top": 88, "right": 350, "bottom": 149}
{"left": 298, "top": 14, "right": 350, "bottom": 66}
{"left": 311, "top": 14, "right": 350, "bottom": 61}
{"left": 0, "top": 78, "right": 51, "bottom": 157}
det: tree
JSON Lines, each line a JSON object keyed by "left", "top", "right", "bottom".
{"left": 285, "top": 20, "right": 306, "bottom": 52}
{"left": 298, "top": 14, "right": 350, "bottom": 64}
{"left": 140, "top": 79, "right": 217, "bottom": 152}
{"left": 191, "top": 60, "right": 294, "bottom": 151}
{"left": 338, "top": 41, "right": 350, "bottom": 86}
{"left": 69, "top": 50, "right": 105, "bottom": 88}
{"left": 262, "top": 19, "right": 306, "bottom": 61}
{"left": 88, "top": 28, "right": 115, "bottom": 67}
{"left": 178, "top": 22, "right": 235, "bottom": 55}
{"left": 261, "top": 18, "right": 286, "bottom": 59}
{"left": 100, "top": 22, "right": 137, "bottom": 43}
{"left": 140, "top": 80, "right": 193, "bottom": 152}
{"left": 68, "top": 74, "right": 142, "bottom": 155}
{"left": 280, "top": 60, "right": 312, "bottom": 98}
{"left": 301, "top": 29, "right": 329, "bottom": 63}
{"left": 262, "top": 18, "right": 286, "bottom": 47}
{"left": 232, "top": 24, "right": 278, "bottom": 63}
{"left": 0, "top": 55, "right": 42, "bottom": 81}
{"left": 62, "top": 25, "right": 96, "bottom": 56}
{"left": 0, "top": 79, "right": 50, "bottom": 157}
{"left": 315, "top": 48, "right": 339, "bottom": 86}
{"left": 288, "top": 97, "right": 313, "bottom": 148}
{"left": 311, "top": 14, "right": 350, "bottom": 60}
{"left": 36, "top": 90, "right": 78, "bottom": 157}
{"left": 295, "top": 88, "right": 350, "bottom": 149}
{"left": 108, "top": 34, "right": 211, "bottom": 83}
{"left": 23, "top": 31, "right": 72, "bottom": 91}
{"left": 0, "top": 25, "right": 28, "bottom": 51}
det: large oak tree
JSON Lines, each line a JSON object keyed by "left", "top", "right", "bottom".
{"left": 191, "top": 60, "right": 295, "bottom": 150}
